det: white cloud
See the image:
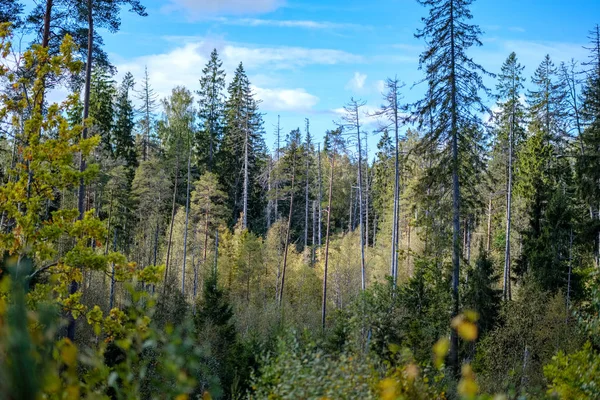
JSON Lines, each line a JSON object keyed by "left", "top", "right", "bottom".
{"left": 114, "top": 38, "right": 330, "bottom": 113}
{"left": 346, "top": 72, "right": 367, "bottom": 91}
{"left": 252, "top": 86, "right": 319, "bottom": 112}
{"left": 216, "top": 18, "right": 366, "bottom": 30}
{"left": 375, "top": 79, "right": 385, "bottom": 94}
{"left": 164, "top": 0, "right": 283, "bottom": 18}
{"left": 222, "top": 45, "right": 363, "bottom": 70}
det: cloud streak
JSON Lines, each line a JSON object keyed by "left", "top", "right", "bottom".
{"left": 215, "top": 17, "right": 368, "bottom": 30}
{"left": 164, "top": 0, "right": 283, "bottom": 18}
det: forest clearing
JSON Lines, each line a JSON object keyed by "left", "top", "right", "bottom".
{"left": 1, "top": 0, "right": 600, "bottom": 399}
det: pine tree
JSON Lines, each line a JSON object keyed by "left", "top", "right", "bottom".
{"left": 413, "top": 0, "right": 490, "bottom": 373}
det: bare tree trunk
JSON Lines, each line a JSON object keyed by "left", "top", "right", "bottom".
{"left": 322, "top": 152, "right": 335, "bottom": 331}
{"left": 364, "top": 134, "right": 370, "bottom": 249}
{"left": 164, "top": 148, "right": 181, "bottom": 293}
{"left": 504, "top": 112, "right": 514, "bottom": 300}
{"left": 566, "top": 228, "right": 573, "bottom": 323}
{"left": 68, "top": 0, "right": 93, "bottom": 342}
{"left": 181, "top": 146, "right": 192, "bottom": 295}
{"left": 487, "top": 196, "right": 492, "bottom": 253}
{"left": 449, "top": 4, "right": 461, "bottom": 374}
{"left": 304, "top": 118, "right": 310, "bottom": 249}
{"left": 466, "top": 217, "right": 471, "bottom": 265}
{"left": 267, "top": 159, "right": 272, "bottom": 230}
{"left": 275, "top": 115, "right": 281, "bottom": 221}
{"left": 278, "top": 160, "right": 296, "bottom": 306}
{"left": 242, "top": 123, "right": 249, "bottom": 229}
{"left": 348, "top": 186, "right": 353, "bottom": 232}
{"left": 318, "top": 143, "right": 323, "bottom": 247}
{"left": 203, "top": 209, "right": 210, "bottom": 263}
{"left": 214, "top": 230, "right": 219, "bottom": 276}
{"left": 109, "top": 228, "right": 118, "bottom": 309}
{"left": 356, "top": 115, "right": 366, "bottom": 291}
{"left": 312, "top": 200, "right": 316, "bottom": 265}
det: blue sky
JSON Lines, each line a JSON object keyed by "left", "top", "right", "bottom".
{"left": 100, "top": 0, "right": 599, "bottom": 153}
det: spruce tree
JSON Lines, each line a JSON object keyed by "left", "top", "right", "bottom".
{"left": 527, "top": 55, "right": 567, "bottom": 144}
{"left": 89, "top": 67, "right": 116, "bottom": 155}
{"left": 136, "top": 66, "right": 158, "bottom": 161}
{"left": 197, "top": 49, "right": 226, "bottom": 172}
{"left": 113, "top": 72, "right": 137, "bottom": 174}
{"left": 413, "top": 0, "right": 490, "bottom": 372}
{"left": 494, "top": 52, "right": 526, "bottom": 300}
{"left": 218, "top": 63, "right": 266, "bottom": 231}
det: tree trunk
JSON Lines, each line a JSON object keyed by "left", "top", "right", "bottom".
{"left": 278, "top": 160, "right": 296, "bottom": 306}
{"left": 322, "top": 152, "right": 335, "bottom": 331}
{"left": 181, "top": 146, "right": 192, "bottom": 295}
{"left": 312, "top": 200, "right": 317, "bottom": 265}
{"left": 275, "top": 115, "right": 281, "bottom": 221}
{"left": 391, "top": 93, "right": 400, "bottom": 282}
{"left": 163, "top": 148, "right": 181, "bottom": 293}
{"left": 109, "top": 228, "right": 118, "bottom": 309}
{"left": 242, "top": 123, "right": 249, "bottom": 230}
{"left": 504, "top": 112, "right": 514, "bottom": 301}
{"left": 449, "top": 0, "right": 461, "bottom": 375}
{"left": 318, "top": 143, "right": 323, "bottom": 247}
{"left": 356, "top": 115, "right": 366, "bottom": 291}
{"left": 566, "top": 228, "right": 573, "bottom": 323}
{"left": 267, "top": 159, "right": 272, "bottom": 229}
{"left": 67, "top": 0, "right": 93, "bottom": 342}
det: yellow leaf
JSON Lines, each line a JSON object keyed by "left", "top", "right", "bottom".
{"left": 379, "top": 378, "right": 399, "bottom": 400}
{"left": 457, "top": 321, "right": 478, "bottom": 342}
{"left": 60, "top": 339, "right": 77, "bottom": 367}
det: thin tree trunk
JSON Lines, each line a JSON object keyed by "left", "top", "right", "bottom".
{"left": 181, "top": 146, "right": 192, "bottom": 295}
{"left": 275, "top": 115, "right": 281, "bottom": 221}
{"left": 504, "top": 112, "right": 514, "bottom": 301}
{"left": 163, "top": 149, "right": 181, "bottom": 293}
{"left": 203, "top": 209, "right": 210, "bottom": 263}
{"left": 566, "top": 228, "right": 573, "bottom": 323}
{"left": 278, "top": 160, "right": 296, "bottom": 306}
{"left": 349, "top": 187, "right": 353, "bottom": 232}
{"left": 487, "top": 196, "right": 492, "bottom": 253}
{"left": 356, "top": 113, "right": 366, "bottom": 292}
{"left": 449, "top": 0, "right": 461, "bottom": 375}
{"left": 312, "top": 200, "right": 316, "bottom": 265}
{"left": 68, "top": 0, "right": 93, "bottom": 342}
{"left": 318, "top": 143, "right": 322, "bottom": 246}
{"left": 214, "top": 230, "right": 219, "bottom": 277}
{"left": 109, "top": 228, "right": 118, "bottom": 309}
{"left": 322, "top": 152, "right": 335, "bottom": 331}
{"left": 304, "top": 119, "right": 310, "bottom": 249}
{"left": 364, "top": 134, "right": 369, "bottom": 249}
{"left": 242, "top": 118, "right": 249, "bottom": 229}
{"left": 267, "top": 159, "right": 272, "bottom": 229}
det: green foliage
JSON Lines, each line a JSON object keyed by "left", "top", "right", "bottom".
{"left": 544, "top": 342, "right": 600, "bottom": 399}
{"left": 250, "top": 332, "right": 378, "bottom": 399}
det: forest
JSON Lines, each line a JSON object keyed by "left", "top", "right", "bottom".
{"left": 0, "top": 0, "right": 599, "bottom": 399}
